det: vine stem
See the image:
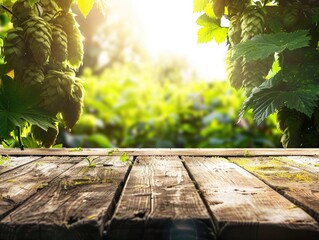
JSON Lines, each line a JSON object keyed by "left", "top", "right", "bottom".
{"left": 1, "top": 5, "right": 19, "bottom": 20}
{"left": 16, "top": 127, "right": 24, "bottom": 151}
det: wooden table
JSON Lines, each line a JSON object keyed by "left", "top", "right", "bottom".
{"left": 0, "top": 148, "right": 318, "bottom": 240}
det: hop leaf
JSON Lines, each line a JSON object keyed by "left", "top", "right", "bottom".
{"left": 22, "top": 15, "right": 52, "bottom": 65}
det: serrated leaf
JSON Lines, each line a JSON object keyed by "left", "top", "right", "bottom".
{"left": 196, "top": 14, "right": 215, "bottom": 26}
{"left": 193, "top": 0, "right": 209, "bottom": 13}
{"left": 77, "top": 0, "right": 95, "bottom": 18}
{"left": 232, "top": 30, "right": 311, "bottom": 62}
{"left": 204, "top": 1, "right": 216, "bottom": 19}
{"left": 239, "top": 75, "right": 319, "bottom": 125}
{"left": 198, "top": 23, "right": 227, "bottom": 44}
{"left": 0, "top": 76, "right": 56, "bottom": 138}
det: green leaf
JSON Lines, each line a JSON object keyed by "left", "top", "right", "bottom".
{"left": 312, "top": 7, "right": 319, "bottom": 23}
{"left": 0, "top": 76, "right": 56, "bottom": 138}
{"left": 232, "top": 30, "right": 311, "bottom": 62}
{"left": 77, "top": 0, "right": 95, "bottom": 18}
{"left": 204, "top": 1, "right": 216, "bottom": 19}
{"left": 239, "top": 71, "right": 319, "bottom": 125}
{"left": 197, "top": 17, "right": 228, "bottom": 44}
{"left": 193, "top": 0, "right": 209, "bottom": 13}
{"left": 120, "top": 152, "right": 129, "bottom": 163}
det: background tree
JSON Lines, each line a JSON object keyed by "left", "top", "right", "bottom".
{"left": 194, "top": 0, "right": 319, "bottom": 147}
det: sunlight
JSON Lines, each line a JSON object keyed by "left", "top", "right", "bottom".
{"left": 107, "top": 0, "right": 227, "bottom": 80}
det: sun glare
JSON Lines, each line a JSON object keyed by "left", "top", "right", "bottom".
{"left": 107, "top": 0, "right": 227, "bottom": 80}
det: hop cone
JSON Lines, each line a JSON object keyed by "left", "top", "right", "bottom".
{"left": 12, "top": 0, "right": 36, "bottom": 26}
{"left": 226, "top": 50, "right": 243, "bottom": 89}
{"left": 228, "top": 14, "right": 242, "bottom": 46}
{"left": 283, "top": 2, "right": 301, "bottom": 30}
{"left": 54, "top": 12, "right": 84, "bottom": 69}
{"left": 226, "top": 0, "right": 249, "bottom": 16}
{"left": 62, "top": 79, "right": 84, "bottom": 129}
{"left": 40, "top": 0, "right": 60, "bottom": 22}
{"left": 22, "top": 15, "right": 52, "bottom": 65}
{"left": 50, "top": 24, "right": 68, "bottom": 63}
{"left": 41, "top": 70, "right": 75, "bottom": 114}
{"left": 21, "top": 64, "right": 45, "bottom": 86}
{"left": 3, "top": 27, "right": 26, "bottom": 68}
{"left": 240, "top": 7, "right": 265, "bottom": 41}
{"left": 32, "top": 124, "right": 59, "bottom": 148}
{"left": 280, "top": 114, "right": 303, "bottom": 148}
{"left": 54, "top": 0, "right": 73, "bottom": 11}
{"left": 241, "top": 56, "right": 273, "bottom": 96}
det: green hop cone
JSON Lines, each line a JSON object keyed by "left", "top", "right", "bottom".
{"left": 53, "top": 12, "right": 84, "bottom": 69}
{"left": 226, "top": 50, "right": 243, "bottom": 89}
{"left": 50, "top": 24, "right": 68, "bottom": 63}
{"left": 225, "top": 0, "right": 249, "bottom": 16}
{"left": 21, "top": 64, "right": 45, "bottom": 87}
{"left": 280, "top": 114, "right": 303, "bottom": 148}
{"left": 283, "top": 2, "right": 301, "bottom": 30}
{"left": 12, "top": 0, "right": 36, "bottom": 26}
{"left": 32, "top": 124, "right": 59, "bottom": 148}
{"left": 22, "top": 15, "right": 52, "bottom": 65}
{"left": 241, "top": 55, "right": 273, "bottom": 96}
{"left": 39, "top": 0, "right": 60, "bottom": 22}
{"left": 3, "top": 27, "right": 26, "bottom": 68}
{"left": 62, "top": 79, "right": 84, "bottom": 130}
{"left": 228, "top": 14, "right": 242, "bottom": 46}
{"left": 40, "top": 70, "right": 75, "bottom": 114}
{"left": 240, "top": 7, "right": 265, "bottom": 42}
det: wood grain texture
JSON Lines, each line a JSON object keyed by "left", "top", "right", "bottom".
{"left": 1, "top": 148, "right": 319, "bottom": 156}
{"left": 0, "top": 156, "right": 41, "bottom": 175}
{"left": 0, "top": 156, "right": 131, "bottom": 240}
{"left": 277, "top": 156, "right": 319, "bottom": 175}
{"left": 229, "top": 157, "right": 319, "bottom": 222}
{"left": 106, "top": 156, "right": 216, "bottom": 240}
{"left": 0, "top": 156, "right": 77, "bottom": 220}
{"left": 183, "top": 156, "right": 319, "bottom": 240}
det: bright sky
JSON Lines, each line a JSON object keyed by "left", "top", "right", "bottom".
{"left": 108, "top": 0, "right": 227, "bottom": 80}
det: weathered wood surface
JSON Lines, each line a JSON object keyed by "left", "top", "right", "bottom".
{"left": 183, "top": 156, "right": 319, "bottom": 240}
{"left": 0, "top": 156, "right": 41, "bottom": 175}
{"left": 1, "top": 148, "right": 319, "bottom": 156}
{"left": 0, "top": 156, "right": 131, "bottom": 240}
{"left": 106, "top": 156, "right": 216, "bottom": 240}
{"left": 0, "top": 149, "right": 318, "bottom": 240}
{"left": 229, "top": 157, "right": 319, "bottom": 223}
{"left": 0, "top": 156, "right": 78, "bottom": 220}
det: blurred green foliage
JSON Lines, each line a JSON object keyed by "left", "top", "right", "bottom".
{"left": 58, "top": 63, "right": 281, "bottom": 148}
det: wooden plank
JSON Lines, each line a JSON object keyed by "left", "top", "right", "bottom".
{"left": 0, "top": 156, "right": 79, "bottom": 220}
{"left": 1, "top": 148, "right": 319, "bottom": 156}
{"left": 277, "top": 156, "right": 319, "bottom": 175}
{"left": 183, "top": 156, "right": 319, "bottom": 240}
{"left": 0, "top": 156, "right": 131, "bottom": 240}
{"left": 106, "top": 156, "right": 216, "bottom": 240}
{"left": 229, "top": 157, "right": 319, "bottom": 222}
{"left": 0, "top": 156, "right": 41, "bottom": 175}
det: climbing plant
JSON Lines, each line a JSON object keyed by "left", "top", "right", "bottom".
{"left": 0, "top": 0, "right": 102, "bottom": 149}
{"left": 195, "top": 0, "right": 319, "bottom": 147}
